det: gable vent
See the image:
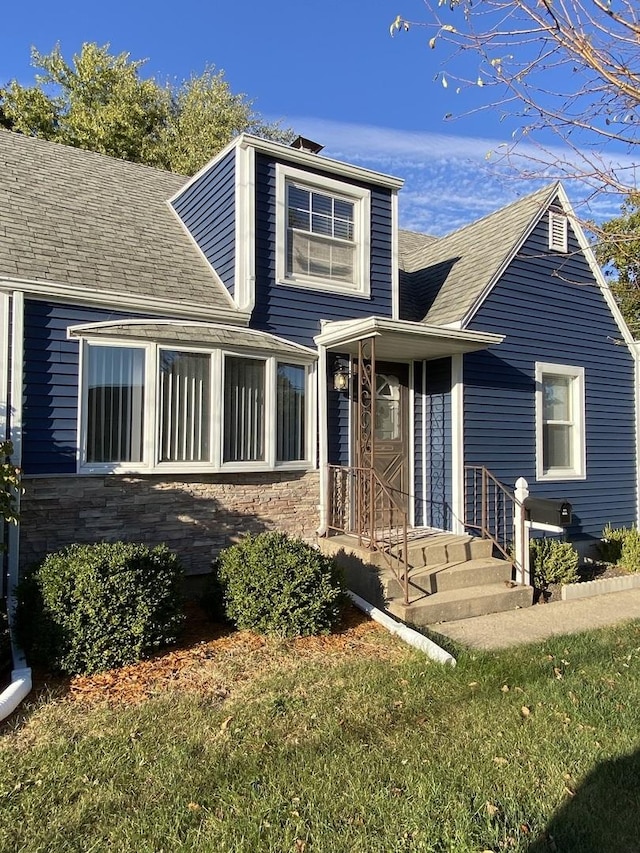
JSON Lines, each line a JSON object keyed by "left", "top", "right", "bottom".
{"left": 549, "top": 210, "right": 568, "bottom": 253}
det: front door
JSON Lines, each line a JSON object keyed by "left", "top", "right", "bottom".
{"left": 372, "top": 362, "right": 410, "bottom": 513}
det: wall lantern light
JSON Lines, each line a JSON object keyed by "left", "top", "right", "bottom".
{"left": 332, "top": 359, "right": 350, "bottom": 392}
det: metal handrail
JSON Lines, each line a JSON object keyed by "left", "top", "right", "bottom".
{"left": 464, "top": 465, "right": 524, "bottom": 566}
{"left": 327, "top": 464, "right": 410, "bottom": 604}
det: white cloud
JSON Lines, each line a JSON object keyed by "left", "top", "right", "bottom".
{"left": 285, "top": 117, "right": 631, "bottom": 235}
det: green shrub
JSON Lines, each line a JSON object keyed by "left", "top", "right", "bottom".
{"left": 620, "top": 528, "right": 640, "bottom": 573}
{"left": 15, "top": 542, "right": 184, "bottom": 675}
{"left": 215, "top": 532, "right": 344, "bottom": 637}
{"left": 529, "top": 537, "right": 579, "bottom": 590}
{"left": 0, "top": 440, "right": 21, "bottom": 528}
{"left": 598, "top": 524, "right": 628, "bottom": 564}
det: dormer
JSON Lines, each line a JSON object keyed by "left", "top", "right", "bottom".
{"left": 168, "top": 134, "right": 404, "bottom": 337}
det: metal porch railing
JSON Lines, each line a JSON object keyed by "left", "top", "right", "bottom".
{"left": 327, "top": 464, "right": 410, "bottom": 605}
{"left": 463, "top": 465, "right": 528, "bottom": 583}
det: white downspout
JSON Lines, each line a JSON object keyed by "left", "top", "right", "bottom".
{"left": 0, "top": 291, "right": 32, "bottom": 721}
{"left": 450, "top": 354, "right": 465, "bottom": 535}
{"left": 317, "top": 343, "right": 328, "bottom": 536}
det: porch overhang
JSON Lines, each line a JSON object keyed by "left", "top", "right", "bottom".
{"left": 314, "top": 316, "right": 504, "bottom": 360}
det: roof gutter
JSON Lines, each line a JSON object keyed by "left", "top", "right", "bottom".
{"left": 0, "top": 277, "right": 251, "bottom": 326}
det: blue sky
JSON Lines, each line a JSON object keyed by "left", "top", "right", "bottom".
{"left": 1, "top": 0, "right": 630, "bottom": 235}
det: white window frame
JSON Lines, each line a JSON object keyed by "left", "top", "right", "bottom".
{"left": 155, "top": 344, "right": 217, "bottom": 471}
{"left": 78, "top": 339, "right": 155, "bottom": 474}
{"left": 275, "top": 163, "right": 371, "bottom": 297}
{"left": 78, "top": 338, "right": 315, "bottom": 475}
{"left": 535, "top": 362, "right": 586, "bottom": 481}
{"left": 549, "top": 210, "right": 568, "bottom": 253}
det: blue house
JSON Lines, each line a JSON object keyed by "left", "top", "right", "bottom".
{"left": 1, "top": 129, "right": 637, "bottom": 622}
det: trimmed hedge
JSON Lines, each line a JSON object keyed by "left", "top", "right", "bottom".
{"left": 16, "top": 542, "right": 184, "bottom": 675}
{"left": 214, "top": 532, "right": 344, "bottom": 637}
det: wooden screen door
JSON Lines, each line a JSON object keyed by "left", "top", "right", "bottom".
{"left": 367, "top": 361, "right": 410, "bottom": 513}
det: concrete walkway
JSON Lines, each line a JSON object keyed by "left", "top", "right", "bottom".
{"left": 432, "top": 588, "right": 640, "bottom": 650}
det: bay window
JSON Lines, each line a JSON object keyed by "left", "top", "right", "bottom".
{"left": 277, "top": 363, "right": 306, "bottom": 462}
{"left": 223, "top": 356, "right": 265, "bottom": 463}
{"left": 81, "top": 341, "right": 311, "bottom": 472}
{"left": 86, "top": 345, "right": 145, "bottom": 464}
{"left": 159, "top": 350, "right": 210, "bottom": 463}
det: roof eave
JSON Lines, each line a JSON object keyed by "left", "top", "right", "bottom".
{"left": 315, "top": 316, "right": 503, "bottom": 360}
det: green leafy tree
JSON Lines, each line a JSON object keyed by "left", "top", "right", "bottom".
{"left": 597, "top": 196, "right": 640, "bottom": 336}
{"left": 0, "top": 43, "right": 293, "bottom": 174}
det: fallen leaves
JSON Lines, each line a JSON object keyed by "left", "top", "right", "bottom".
{"left": 42, "top": 602, "right": 397, "bottom": 709}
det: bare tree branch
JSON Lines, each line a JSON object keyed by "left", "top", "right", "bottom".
{"left": 391, "top": 0, "right": 640, "bottom": 199}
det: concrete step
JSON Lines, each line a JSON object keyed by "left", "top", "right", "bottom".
{"left": 385, "top": 556, "right": 514, "bottom": 599}
{"left": 401, "top": 535, "right": 494, "bottom": 568}
{"left": 434, "top": 557, "right": 514, "bottom": 592}
{"left": 387, "top": 582, "right": 533, "bottom": 626}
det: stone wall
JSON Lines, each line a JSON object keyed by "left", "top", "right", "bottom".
{"left": 20, "top": 471, "right": 320, "bottom": 574}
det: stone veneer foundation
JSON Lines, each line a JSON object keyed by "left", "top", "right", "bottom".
{"left": 19, "top": 471, "right": 320, "bottom": 575}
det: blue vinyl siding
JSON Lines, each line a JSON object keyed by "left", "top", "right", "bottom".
{"left": 465, "top": 212, "right": 636, "bottom": 540}
{"left": 420, "top": 358, "right": 452, "bottom": 530}
{"left": 22, "top": 301, "right": 134, "bottom": 474}
{"left": 252, "top": 154, "right": 394, "bottom": 348}
{"left": 170, "top": 148, "right": 236, "bottom": 298}
{"left": 327, "top": 371, "right": 350, "bottom": 467}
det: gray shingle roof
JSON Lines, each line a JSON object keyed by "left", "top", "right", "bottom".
{"left": 68, "top": 320, "right": 317, "bottom": 357}
{"left": 0, "top": 130, "right": 238, "bottom": 315}
{"left": 398, "top": 184, "right": 559, "bottom": 326}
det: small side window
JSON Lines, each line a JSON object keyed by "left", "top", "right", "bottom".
{"left": 535, "top": 362, "right": 585, "bottom": 480}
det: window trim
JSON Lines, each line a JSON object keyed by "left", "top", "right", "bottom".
{"left": 548, "top": 210, "right": 568, "bottom": 253}
{"left": 155, "top": 344, "right": 218, "bottom": 470}
{"left": 79, "top": 339, "right": 154, "bottom": 474}
{"left": 275, "top": 163, "right": 371, "bottom": 297}
{"left": 535, "top": 362, "right": 586, "bottom": 481}
{"left": 78, "top": 338, "right": 315, "bottom": 475}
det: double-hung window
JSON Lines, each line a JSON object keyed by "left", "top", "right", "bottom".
{"left": 535, "top": 363, "right": 585, "bottom": 480}
{"left": 276, "top": 164, "right": 370, "bottom": 295}
{"left": 81, "top": 340, "right": 311, "bottom": 472}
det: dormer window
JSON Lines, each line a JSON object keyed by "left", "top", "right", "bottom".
{"left": 276, "top": 164, "right": 371, "bottom": 296}
{"left": 287, "top": 184, "right": 355, "bottom": 285}
{"left": 549, "top": 210, "right": 568, "bottom": 253}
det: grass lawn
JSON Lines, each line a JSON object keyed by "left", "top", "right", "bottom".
{"left": 1, "top": 607, "right": 639, "bottom": 853}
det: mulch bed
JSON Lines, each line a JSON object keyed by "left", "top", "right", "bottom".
{"left": 28, "top": 602, "right": 396, "bottom": 709}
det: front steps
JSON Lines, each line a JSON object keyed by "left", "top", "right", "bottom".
{"left": 318, "top": 531, "right": 532, "bottom": 625}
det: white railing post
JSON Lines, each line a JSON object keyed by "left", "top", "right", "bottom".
{"left": 514, "top": 477, "right": 530, "bottom": 586}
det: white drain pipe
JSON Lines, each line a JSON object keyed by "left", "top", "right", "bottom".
{"left": 347, "top": 590, "right": 456, "bottom": 666}
{"left": 0, "top": 666, "right": 32, "bottom": 721}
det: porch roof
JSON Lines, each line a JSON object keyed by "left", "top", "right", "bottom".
{"left": 314, "top": 316, "right": 504, "bottom": 360}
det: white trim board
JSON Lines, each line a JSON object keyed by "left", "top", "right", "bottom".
{"left": 0, "top": 277, "right": 251, "bottom": 325}
{"left": 0, "top": 292, "right": 9, "bottom": 443}
{"left": 450, "top": 354, "right": 465, "bottom": 535}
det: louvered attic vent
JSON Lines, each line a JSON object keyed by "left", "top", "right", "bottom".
{"left": 549, "top": 210, "right": 568, "bottom": 253}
